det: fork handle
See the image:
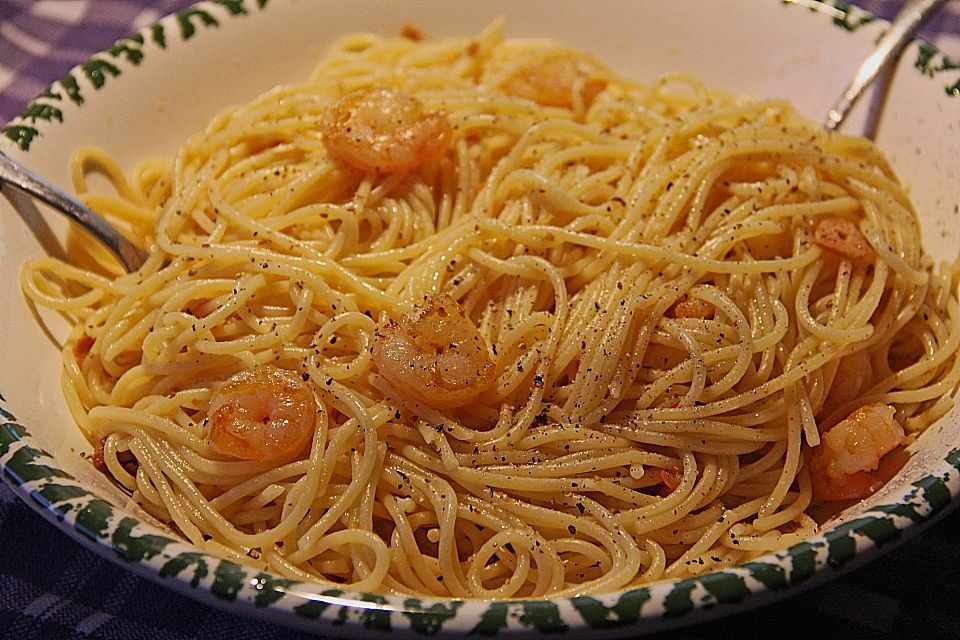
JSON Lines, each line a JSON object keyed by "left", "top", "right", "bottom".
{"left": 0, "top": 152, "right": 147, "bottom": 272}
{"left": 824, "top": 0, "right": 949, "bottom": 131}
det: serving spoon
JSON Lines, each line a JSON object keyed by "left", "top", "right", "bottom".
{"left": 0, "top": 0, "right": 946, "bottom": 274}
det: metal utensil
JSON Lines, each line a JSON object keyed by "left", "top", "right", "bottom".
{"left": 824, "top": 0, "right": 948, "bottom": 131}
{"left": 0, "top": 0, "right": 945, "bottom": 273}
{"left": 0, "top": 152, "right": 148, "bottom": 272}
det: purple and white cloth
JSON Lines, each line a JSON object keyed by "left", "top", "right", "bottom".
{"left": 1, "top": 2, "right": 959, "bottom": 639}
{"left": 0, "top": 0, "right": 198, "bottom": 122}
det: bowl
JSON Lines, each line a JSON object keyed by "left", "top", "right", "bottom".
{"left": 1, "top": 0, "right": 959, "bottom": 636}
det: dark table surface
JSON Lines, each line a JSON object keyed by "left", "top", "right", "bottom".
{"left": 1, "top": 1, "right": 959, "bottom": 638}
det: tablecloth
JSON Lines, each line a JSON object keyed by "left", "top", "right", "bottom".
{"left": 1, "top": 1, "right": 959, "bottom": 638}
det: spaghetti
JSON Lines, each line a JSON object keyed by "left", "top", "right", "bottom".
{"left": 22, "top": 23, "right": 960, "bottom": 598}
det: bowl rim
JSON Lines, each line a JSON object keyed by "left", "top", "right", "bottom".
{"left": 2, "top": 0, "right": 960, "bottom": 636}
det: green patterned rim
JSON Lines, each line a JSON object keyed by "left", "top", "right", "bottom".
{"left": 2, "top": 0, "right": 959, "bottom": 635}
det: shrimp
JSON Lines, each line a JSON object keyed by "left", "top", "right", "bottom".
{"left": 320, "top": 87, "right": 453, "bottom": 174}
{"left": 660, "top": 469, "right": 683, "bottom": 492}
{"left": 372, "top": 294, "right": 495, "bottom": 410}
{"left": 809, "top": 404, "right": 905, "bottom": 501}
{"left": 500, "top": 53, "right": 607, "bottom": 110}
{"left": 668, "top": 296, "right": 715, "bottom": 320}
{"left": 73, "top": 335, "right": 95, "bottom": 362}
{"left": 206, "top": 365, "right": 317, "bottom": 461}
{"left": 814, "top": 217, "right": 872, "bottom": 262}
{"left": 92, "top": 437, "right": 138, "bottom": 476}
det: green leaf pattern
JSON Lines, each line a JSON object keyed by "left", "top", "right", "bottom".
{"left": 1, "top": 0, "right": 270, "bottom": 151}
{"left": 177, "top": 8, "right": 220, "bottom": 39}
{"left": 1, "top": 387, "right": 960, "bottom": 633}
{"left": 2, "top": 0, "right": 957, "bottom": 153}
{"left": 827, "top": 1, "right": 879, "bottom": 32}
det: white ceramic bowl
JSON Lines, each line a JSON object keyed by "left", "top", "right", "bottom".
{"left": 1, "top": 0, "right": 958, "bottom": 636}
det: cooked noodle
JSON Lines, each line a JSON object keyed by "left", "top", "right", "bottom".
{"left": 22, "top": 22, "right": 960, "bottom": 598}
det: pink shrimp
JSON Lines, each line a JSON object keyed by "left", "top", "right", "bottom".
{"left": 320, "top": 87, "right": 453, "bottom": 174}
{"left": 206, "top": 365, "right": 317, "bottom": 461}
{"left": 500, "top": 53, "right": 607, "bottom": 110}
{"left": 814, "top": 217, "right": 872, "bottom": 262}
{"left": 809, "top": 404, "right": 905, "bottom": 501}
{"left": 668, "top": 296, "right": 715, "bottom": 320}
{"left": 372, "top": 294, "right": 495, "bottom": 410}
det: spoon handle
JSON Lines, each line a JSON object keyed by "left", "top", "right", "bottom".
{"left": 824, "top": 0, "right": 948, "bottom": 131}
{"left": 0, "top": 152, "right": 148, "bottom": 272}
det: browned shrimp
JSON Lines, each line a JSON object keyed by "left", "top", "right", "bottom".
{"left": 668, "top": 296, "right": 715, "bottom": 320}
{"left": 74, "top": 335, "right": 95, "bottom": 361}
{"left": 92, "top": 437, "right": 138, "bottom": 476}
{"left": 400, "top": 24, "right": 426, "bottom": 41}
{"left": 809, "top": 404, "right": 905, "bottom": 501}
{"left": 320, "top": 87, "right": 453, "bottom": 174}
{"left": 207, "top": 365, "right": 317, "bottom": 461}
{"left": 372, "top": 294, "right": 495, "bottom": 410}
{"left": 814, "top": 217, "right": 872, "bottom": 262}
{"left": 500, "top": 53, "right": 607, "bottom": 110}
